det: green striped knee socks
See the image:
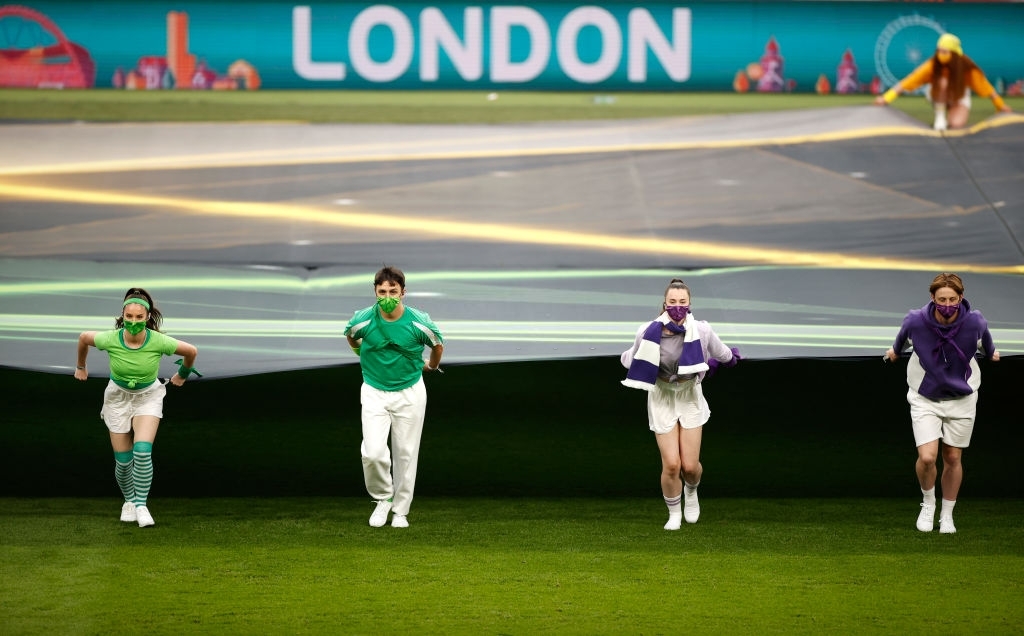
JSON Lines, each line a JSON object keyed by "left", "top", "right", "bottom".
{"left": 131, "top": 441, "right": 154, "bottom": 507}
{"left": 114, "top": 450, "right": 134, "bottom": 503}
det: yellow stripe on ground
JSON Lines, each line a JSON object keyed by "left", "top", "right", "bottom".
{"left": 1, "top": 181, "right": 1021, "bottom": 274}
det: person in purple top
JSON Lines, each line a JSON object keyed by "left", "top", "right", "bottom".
{"left": 885, "top": 273, "right": 1000, "bottom": 534}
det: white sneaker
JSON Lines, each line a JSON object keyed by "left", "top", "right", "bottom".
{"left": 391, "top": 514, "right": 409, "bottom": 528}
{"left": 136, "top": 505, "right": 155, "bottom": 528}
{"left": 933, "top": 114, "right": 948, "bottom": 131}
{"left": 369, "top": 500, "right": 392, "bottom": 527}
{"left": 916, "top": 503, "right": 935, "bottom": 532}
{"left": 664, "top": 514, "right": 682, "bottom": 531}
{"left": 939, "top": 516, "right": 957, "bottom": 534}
{"left": 683, "top": 487, "right": 700, "bottom": 524}
{"left": 120, "top": 501, "right": 137, "bottom": 523}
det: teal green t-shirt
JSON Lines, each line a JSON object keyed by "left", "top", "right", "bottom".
{"left": 94, "top": 328, "right": 179, "bottom": 388}
{"left": 344, "top": 305, "right": 443, "bottom": 391}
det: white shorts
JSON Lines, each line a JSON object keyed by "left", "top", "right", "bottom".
{"left": 100, "top": 380, "right": 166, "bottom": 434}
{"left": 925, "top": 86, "right": 971, "bottom": 108}
{"left": 647, "top": 378, "right": 710, "bottom": 434}
{"left": 908, "top": 389, "right": 977, "bottom": 448}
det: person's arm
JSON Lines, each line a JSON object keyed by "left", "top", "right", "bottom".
{"left": 346, "top": 333, "right": 362, "bottom": 356}
{"left": 170, "top": 340, "right": 198, "bottom": 386}
{"left": 968, "top": 68, "right": 1011, "bottom": 112}
{"left": 876, "top": 60, "right": 933, "bottom": 105}
{"left": 424, "top": 343, "right": 444, "bottom": 372}
{"left": 74, "top": 331, "right": 97, "bottom": 380}
{"left": 705, "top": 325, "right": 739, "bottom": 365}
{"left": 885, "top": 317, "right": 912, "bottom": 362}
{"left": 978, "top": 319, "right": 999, "bottom": 361}
{"left": 620, "top": 324, "right": 646, "bottom": 369}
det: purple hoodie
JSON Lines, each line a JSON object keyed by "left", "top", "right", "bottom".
{"left": 892, "top": 298, "right": 996, "bottom": 400}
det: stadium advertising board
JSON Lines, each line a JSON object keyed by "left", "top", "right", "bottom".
{"left": 1, "top": 2, "right": 1022, "bottom": 93}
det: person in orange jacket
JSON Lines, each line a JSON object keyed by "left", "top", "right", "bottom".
{"left": 875, "top": 33, "right": 1012, "bottom": 131}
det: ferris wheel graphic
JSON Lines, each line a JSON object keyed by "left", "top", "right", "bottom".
{"left": 874, "top": 14, "right": 945, "bottom": 92}
{"left": 0, "top": 5, "right": 95, "bottom": 88}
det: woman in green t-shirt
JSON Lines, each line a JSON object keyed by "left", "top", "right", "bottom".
{"left": 75, "top": 288, "right": 199, "bottom": 528}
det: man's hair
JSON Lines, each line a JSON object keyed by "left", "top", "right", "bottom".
{"left": 929, "top": 272, "right": 964, "bottom": 296}
{"left": 374, "top": 265, "right": 406, "bottom": 289}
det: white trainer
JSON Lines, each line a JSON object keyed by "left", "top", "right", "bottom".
{"left": 664, "top": 514, "right": 682, "bottom": 531}
{"left": 369, "top": 500, "right": 392, "bottom": 527}
{"left": 391, "top": 514, "right": 409, "bottom": 528}
{"left": 939, "top": 516, "right": 957, "bottom": 534}
{"left": 136, "top": 505, "right": 155, "bottom": 528}
{"left": 683, "top": 487, "right": 700, "bottom": 524}
{"left": 120, "top": 501, "right": 137, "bottom": 523}
{"left": 916, "top": 503, "right": 935, "bottom": 532}
{"left": 933, "top": 114, "right": 948, "bottom": 132}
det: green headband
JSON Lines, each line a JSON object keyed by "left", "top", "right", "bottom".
{"left": 123, "top": 298, "right": 151, "bottom": 310}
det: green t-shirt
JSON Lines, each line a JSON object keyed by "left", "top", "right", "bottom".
{"left": 94, "top": 328, "right": 179, "bottom": 389}
{"left": 345, "top": 305, "right": 444, "bottom": 391}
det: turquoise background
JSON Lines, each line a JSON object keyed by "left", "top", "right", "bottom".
{"left": 5, "top": 2, "right": 1023, "bottom": 90}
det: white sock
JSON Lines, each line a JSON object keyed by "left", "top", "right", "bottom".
{"left": 940, "top": 499, "right": 956, "bottom": 518}
{"left": 922, "top": 487, "right": 936, "bottom": 506}
{"left": 933, "top": 104, "right": 948, "bottom": 130}
{"left": 684, "top": 481, "right": 700, "bottom": 494}
{"left": 664, "top": 494, "right": 682, "bottom": 515}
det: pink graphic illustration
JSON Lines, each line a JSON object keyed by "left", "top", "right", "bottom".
{"left": 835, "top": 49, "right": 860, "bottom": 94}
{"left": 733, "top": 36, "right": 795, "bottom": 93}
{"left": 756, "top": 36, "right": 785, "bottom": 92}
{"left": 113, "top": 11, "right": 260, "bottom": 91}
{"left": 0, "top": 5, "right": 95, "bottom": 88}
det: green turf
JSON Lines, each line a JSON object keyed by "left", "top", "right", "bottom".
{"left": 1, "top": 88, "right": 1018, "bottom": 127}
{"left": 1, "top": 497, "right": 1021, "bottom": 634}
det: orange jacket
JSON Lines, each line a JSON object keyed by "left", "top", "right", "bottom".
{"left": 898, "top": 59, "right": 1007, "bottom": 110}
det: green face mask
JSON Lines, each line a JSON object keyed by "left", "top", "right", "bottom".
{"left": 123, "top": 320, "right": 147, "bottom": 335}
{"left": 377, "top": 296, "right": 400, "bottom": 314}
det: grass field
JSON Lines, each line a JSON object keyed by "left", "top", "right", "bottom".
{"left": 1, "top": 88, "right": 1020, "bottom": 126}
{"left": 3, "top": 359, "right": 1022, "bottom": 633}
{"left": 2, "top": 497, "right": 1022, "bottom": 634}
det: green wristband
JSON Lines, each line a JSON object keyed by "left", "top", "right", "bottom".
{"left": 174, "top": 359, "right": 202, "bottom": 379}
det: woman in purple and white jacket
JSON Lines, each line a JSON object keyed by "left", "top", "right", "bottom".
{"left": 621, "top": 279, "right": 740, "bottom": 530}
{"left": 885, "top": 272, "right": 1000, "bottom": 535}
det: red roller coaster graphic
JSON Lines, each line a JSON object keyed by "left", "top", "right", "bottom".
{"left": 0, "top": 5, "right": 95, "bottom": 88}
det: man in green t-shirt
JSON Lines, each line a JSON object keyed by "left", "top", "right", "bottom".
{"left": 345, "top": 266, "right": 444, "bottom": 528}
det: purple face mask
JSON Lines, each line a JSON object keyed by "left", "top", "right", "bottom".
{"left": 936, "top": 303, "right": 960, "bottom": 319}
{"left": 666, "top": 305, "right": 689, "bottom": 322}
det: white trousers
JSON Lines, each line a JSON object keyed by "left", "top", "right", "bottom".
{"left": 360, "top": 378, "right": 427, "bottom": 516}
